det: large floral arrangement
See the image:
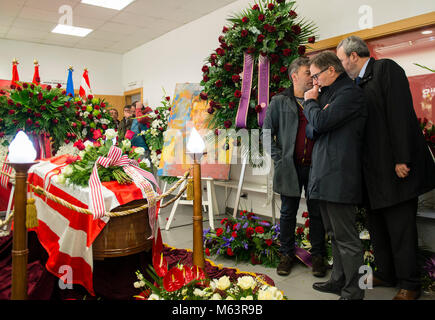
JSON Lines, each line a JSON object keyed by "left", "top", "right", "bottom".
{"left": 203, "top": 210, "right": 280, "bottom": 267}
{"left": 0, "top": 82, "right": 80, "bottom": 150}
{"left": 57, "top": 128, "right": 151, "bottom": 186}
{"left": 199, "top": 0, "right": 317, "bottom": 130}
{"left": 70, "top": 94, "right": 114, "bottom": 142}
{"left": 134, "top": 259, "right": 285, "bottom": 300}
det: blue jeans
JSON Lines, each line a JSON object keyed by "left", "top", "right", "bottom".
{"left": 279, "top": 165, "right": 326, "bottom": 258}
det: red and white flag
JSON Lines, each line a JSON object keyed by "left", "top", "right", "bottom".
{"left": 79, "top": 68, "right": 92, "bottom": 99}
{"left": 0, "top": 155, "right": 13, "bottom": 189}
{"left": 27, "top": 155, "right": 160, "bottom": 296}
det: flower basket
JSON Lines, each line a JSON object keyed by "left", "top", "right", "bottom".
{"left": 203, "top": 210, "right": 280, "bottom": 267}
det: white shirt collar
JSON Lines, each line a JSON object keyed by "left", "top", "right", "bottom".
{"left": 358, "top": 59, "right": 370, "bottom": 78}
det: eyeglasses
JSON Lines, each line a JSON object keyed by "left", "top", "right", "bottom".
{"left": 311, "top": 67, "right": 330, "bottom": 80}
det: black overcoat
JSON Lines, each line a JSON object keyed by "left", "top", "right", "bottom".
{"left": 358, "top": 58, "right": 435, "bottom": 210}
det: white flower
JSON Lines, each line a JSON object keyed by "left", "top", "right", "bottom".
{"left": 56, "top": 174, "right": 66, "bottom": 185}
{"left": 237, "top": 276, "right": 256, "bottom": 290}
{"left": 225, "top": 296, "right": 235, "bottom": 300}
{"left": 83, "top": 111, "right": 90, "bottom": 117}
{"left": 84, "top": 140, "right": 93, "bottom": 151}
{"left": 141, "top": 158, "right": 151, "bottom": 168}
{"left": 122, "top": 139, "right": 131, "bottom": 149}
{"left": 61, "top": 165, "right": 73, "bottom": 176}
{"left": 216, "top": 276, "right": 231, "bottom": 291}
{"left": 133, "top": 281, "right": 141, "bottom": 289}
{"left": 78, "top": 150, "right": 86, "bottom": 159}
{"left": 241, "top": 296, "right": 253, "bottom": 300}
{"left": 359, "top": 230, "right": 370, "bottom": 240}
{"left": 193, "top": 288, "right": 205, "bottom": 297}
{"left": 134, "top": 147, "right": 145, "bottom": 156}
{"left": 210, "top": 293, "right": 222, "bottom": 300}
{"left": 105, "top": 129, "right": 117, "bottom": 140}
{"left": 257, "top": 286, "right": 284, "bottom": 300}
{"left": 148, "top": 294, "right": 161, "bottom": 300}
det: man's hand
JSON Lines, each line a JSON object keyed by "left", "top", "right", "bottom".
{"left": 395, "top": 163, "right": 410, "bottom": 178}
{"left": 304, "top": 85, "right": 319, "bottom": 101}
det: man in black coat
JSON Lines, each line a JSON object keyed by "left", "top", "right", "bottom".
{"left": 303, "top": 51, "right": 367, "bottom": 300}
{"left": 337, "top": 35, "right": 435, "bottom": 300}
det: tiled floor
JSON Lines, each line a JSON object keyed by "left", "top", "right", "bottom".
{"left": 158, "top": 201, "right": 435, "bottom": 300}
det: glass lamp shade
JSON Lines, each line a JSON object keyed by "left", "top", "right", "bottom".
{"left": 186, "top": 127, "right": 205, "bottom": 154}
{"left": 8, "top": 131, "right": 37, "bottom": 163}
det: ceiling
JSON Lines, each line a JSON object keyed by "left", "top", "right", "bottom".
{"left": 0, "top": 0, "right": 238, "bottom": 54}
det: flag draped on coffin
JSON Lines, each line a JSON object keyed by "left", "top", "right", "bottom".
{"left": 27, "top": 155, "right": 160, "bottom": 296}
{"left": 66, "top": 67, "right": 74, "bottom": 97}
{"left": 79, "top": 68, "right": 91, "bottom": 98}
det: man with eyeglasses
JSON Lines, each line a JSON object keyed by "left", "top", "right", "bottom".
{"left": 302, "top": 51, "right": 367, "bottom": 300}
{"left": 336, "top": 36, "right": 435, "bottom": 300}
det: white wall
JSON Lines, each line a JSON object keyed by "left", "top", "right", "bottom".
{"left": 122, "top": 0, "right": 435, "bottom": 106}
{"left": 0, "top": 39, "right": 123, "bottom": 95}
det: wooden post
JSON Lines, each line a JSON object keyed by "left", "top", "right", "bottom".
{"left": 192, "top": 156, "right": 205, "bottom": 269}
{"left": 9, "top": 162, "right": 34, "bottom": 300}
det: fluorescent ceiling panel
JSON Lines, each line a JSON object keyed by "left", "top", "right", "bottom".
{"left": 51, "top": 24, "right": 93, "bottom": 37}
{"left": 81, "top": 0, "right": 135, "bottom": 11}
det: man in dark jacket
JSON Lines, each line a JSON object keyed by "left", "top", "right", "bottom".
{"left": 118, "top": 104, "right": 133, "bottom": 140}
{"left": 337, "top": 35, "right": 435, "bottom": 300}
{"left": 263, "top": 56, "right": 327, "bottom": 278}
{"left": 303, "top": 51, "right": 367, "bottom": 300}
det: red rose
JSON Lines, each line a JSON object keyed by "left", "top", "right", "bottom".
{"left": 210, "top": 54, "right": 217, "bottom": 61}
{"left": 202, "top": 65, "right": 209, "bottom": 73}
{"left": 232, "top": 75, "right": 241, "bottom": 83}
{"left": 268, "top": 3, "right": 275, "bottom": 10}
{"left": 203, "top": 75, "right": 210, "bottom": 82}
{"left": 81, "top": 121, "right": 86, "bottom": 126}
{"left": 283, "top": 48, "right": 292, "bottom": 56}
{"left": 231, "top": 231, "right": 237, "bottom": 238}
{"left": 305, "top": 219, "right": 310, "bottom": 228}
{"left": 241, "top": 29, "right": 248, "bottom": 37}
{"left": 73, "top": 140, "right": 85, "bottom": 151}
{"left": 280, "top": 66, "right": 288, "bottom": 73}
{"left": 216, "top": 48, "right": 225, "bottom": 56}
{"left": 255, "top": 226, "right": 264, "bottom": 234}
{"left": 200, "top": 91, "right": 208, "bottom": 100}
{"left": 87, "top": 95, "right": 93, "bottom": 100}
{"left": 308, "top": 36, "right": 316, "bottom": 43}
{"left": 234, "top": 90, "right": 242, "bottom": 98}
{"left": 228, "top": 102, "right": 236, "bottom": 109}
{"left": 292, "top": 25, "right": 301, "bottom": 35}
{"left": 156, "top": 149, "right": 161, "bottom": 155}
{"left": 272, "top": 75, "right": 280, "bottom": 83}
{"left": 302, "top": 211, "right": 309, "bottom": 218}
{"left": 57, "top": 106, "right": 63, "bottom": 111}
{"left": 257, "top": 34, "right": 265, "bottom": 43}
{"left": 57, "top": 83, "right": 62, "bottom": 88}
{"left": 298, "top": 45, "right": 306, "bottom": 55}
{"left": 296, "top": 227, "right": 304, "bottom": 235}
{"left": 255, "top": 105, "right": 262, "bottom": 113}
{"left": 26, "top": 118, "right": 33, "bottom": 125}
{"left": 215, "top": 80, "right": 223, "bottom": 88}
{"left": 0, "top": 90, "right": 5, "bottom": 95}
{"left": 34, "top": 121, "right": 40, "bottom": 127}
{"left": 220, "top": 218, "right": 228, "bottom": 225}
{"left": 207, "top": 107, "right": 214, "bottom": 114}
{"left": 265, "top": 239, "right": 273, "bottom": 246}
{"left": 227, "top": 247, "right": 234, "bottom": 256}
{"left": 216, "top": 228, "right": 224, "bottom": 237}
{"left": 224, "top": 63, "right": 232, "bottom": 72}
{"left": 205, "top": 248, "right": 210, "bottom": 256}
{"left": 252, "top": 4, "right": 259, "bottom": 10}
{"left": 289, "top": 10, "right": 297, "bottom": 18}
{"left": 268, "top": 25, "right": 277, "bottom": 33}
{"left": 222, "top": 26, "right": 229, "bottom": 33}
{"left": 46, "top": 85, "right": 52, "bottom": 91}
{"left": 258, "top": 14, "right": 265, "bottom": 22}
{"left": 246, "top": 227, "right": 254, "bottom": 238}
{"left": 242, "top": 16, "right": 249, "bottom": 23}
{"left": 52, "top": 119, "right": 58, "bottom": 124}
{"left": 224, "top": 120, "right": 232, "bottom": 128}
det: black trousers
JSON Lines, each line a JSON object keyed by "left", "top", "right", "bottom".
{"left": 368, "top": 197, "right": 421, "bottom": 291}
{"left": 319, "top": 201, "right": 365, "bottom": 300}
{"left": 279, "top": 165, "right": 326, "bottom": 258}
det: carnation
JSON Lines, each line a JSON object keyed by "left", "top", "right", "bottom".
{"left": 105, "top": 128, "right": 117, "bottom": 140}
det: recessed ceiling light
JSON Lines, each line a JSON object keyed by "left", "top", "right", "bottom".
{"left": 81, "top": 0, "right": 135, "bottom": 10}
{"left": 421, "top": 30, "right": 433, "bottom": 35}
{"left": 51, "top": 24, "right": 93, "bottom": 37}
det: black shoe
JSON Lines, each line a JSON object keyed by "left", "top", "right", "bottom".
{"left": 311, "top": 255, "right": 327, "bottom": 277}
{"left": 276, "top": 255, "right": 294, "bottom": 276}
{"left": 338, "top": 296, "right": 363, "bottom": 300}
{"left": 312, "top": 280, "right": 343, "bottom": 296}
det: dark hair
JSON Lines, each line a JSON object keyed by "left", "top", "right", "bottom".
{"left": 288, "top": 56, "right": 310, "bottom": 76}
{"left": 337, "top": 36, "right": 370, "bottom": 58}
{"left": 131, "top": 101, "right": 138, "bottom": 108}
{"left": 123, "top": 105, "right": 131, "bottom": 110}
{"left": 310, "top": 51, "right": 345, "bottom": 74}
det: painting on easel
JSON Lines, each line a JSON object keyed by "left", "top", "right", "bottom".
{"left": 157, "top": 83, "right": 232, "bottom": 180}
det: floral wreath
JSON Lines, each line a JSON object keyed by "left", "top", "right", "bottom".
{"left": 199, "top": 0, "right": 317, "bottom": 131}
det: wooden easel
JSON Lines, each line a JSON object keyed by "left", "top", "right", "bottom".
{"left": 164, "top": 177, "right": 219, "bottom": 230}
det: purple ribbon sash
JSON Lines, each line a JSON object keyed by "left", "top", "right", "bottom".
{"left": 257, "top": 55, "right": 270, "bottom": 127}
{"left": 235, "top": 52, "right": 254, "bottom": 128}
{"left": 295, "top": 246, "right": 312, "bottom": 268}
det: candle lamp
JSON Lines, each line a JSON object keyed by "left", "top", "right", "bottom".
{"left": 7, "top": 131, "right": 37, "bottom": 300}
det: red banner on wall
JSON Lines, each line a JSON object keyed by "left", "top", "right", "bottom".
{"left": 408, "top": 73, "right": 435, "bottom": 124}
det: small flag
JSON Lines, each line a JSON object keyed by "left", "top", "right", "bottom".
{"left": 11, "top": 59, "right": 19, "bottom": 86}
{"left": 79, "top": 68, "right": 92, "bottom": 99}
{"left": 66, "top": 66, "right": 75, "bottom": 97}
{"left": 33, "top": 59, "right": 40, "bottom": 85}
